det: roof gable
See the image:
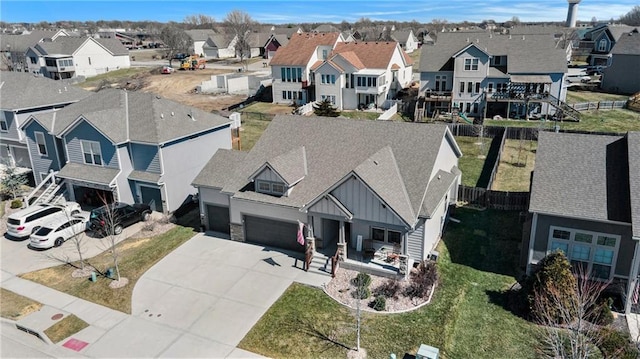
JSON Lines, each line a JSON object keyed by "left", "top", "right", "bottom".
{"left": 270, "top": 32, "right": 340, "bottom": 66}
{"left": 331, "top": 41, "right": 400, "bottom": 69}
{"left": 252, "top": 146, "right": 308, "bottom": 186}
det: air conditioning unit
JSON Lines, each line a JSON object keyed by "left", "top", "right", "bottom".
{"left": 416, "top": 344, "right": 440, "bottom": 359}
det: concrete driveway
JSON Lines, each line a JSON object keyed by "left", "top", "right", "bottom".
{"left": 1, "top": 219, "right": 147, "bottom": 278}
{"left": 82, "top": 233, "right": 331, "bottom": 358}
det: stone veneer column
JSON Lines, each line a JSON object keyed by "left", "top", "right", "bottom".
{"left": 230, "top": 223, "right": 245, "bottom": 242}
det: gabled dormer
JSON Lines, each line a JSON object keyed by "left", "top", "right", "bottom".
{"left": 249, "top": 146, "right": 307, "bottom": 197}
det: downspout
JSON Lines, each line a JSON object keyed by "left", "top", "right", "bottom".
{"left": 626, "top": 236, "right": 640, "bottom": 314}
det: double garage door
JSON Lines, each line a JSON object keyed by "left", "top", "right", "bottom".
{"left": 244, "top": 215, "right": 302, "bottom": 252}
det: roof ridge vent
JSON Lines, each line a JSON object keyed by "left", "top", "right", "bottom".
{"left": 160, "top": 113, "right": 164, "bottom": 119}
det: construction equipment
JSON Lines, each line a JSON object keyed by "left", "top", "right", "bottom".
{"left": 180, "top": 55, "right": 206, "bottom": 70}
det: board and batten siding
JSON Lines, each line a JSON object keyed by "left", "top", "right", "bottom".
{"left": 130, "top": 143, "right": 161, "bottom": 173}
{"left": 24, "top": 121, "right": 61, "bottom": 185}
{"left": 308, "top": 196, "right": 350, "bottom": 218}
{"left": 114, "top": 145, "right": 134, "bottom": 204}
{"left": 331, "top": 176, "right": 405, "bottom": 227}
{"left": 64, "top": 120, "right": 119, "bottom": 169}
{"left": 407, "top": 218, "right": 425, "bottom": 260}
{"left": 255, "top": 167, "right": 285, "bottom": 183}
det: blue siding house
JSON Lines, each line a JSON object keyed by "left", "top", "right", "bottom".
{"left": 22, "top": 89, "right": 232, "bottom": 213}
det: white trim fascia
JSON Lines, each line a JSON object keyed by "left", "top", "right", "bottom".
{"left": 526, "top": 213, "right": 539, "bottom": 274}
{"left": 531, "top": 210, "right": 633, "bottom": 227}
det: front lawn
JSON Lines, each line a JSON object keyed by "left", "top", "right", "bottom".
{"left": 20, "top": 226, "right": 196, "bottom": 313}
{"left": 484, "top": 108, "right": 640, "bottom": 133}
{"left": 239, "top": 208, "right": 539, "bottom": 358}
{"left": 44, "top": 314, "right": 89, "bottom": 343}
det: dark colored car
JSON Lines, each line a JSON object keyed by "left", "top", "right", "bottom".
{"left": 89, "top": 202, "right": 152, "bottom": 236}
{"left": 172, "top": 53, "right": 188, "bottom": 60}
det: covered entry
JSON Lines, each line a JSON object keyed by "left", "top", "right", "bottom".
{"left": 244, "top": 215, "right": 302, "bottom": 252}
{"left": 206, "top": 204, "right": 230, "bottom": 234}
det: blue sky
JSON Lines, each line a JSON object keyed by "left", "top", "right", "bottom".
{"left": 1, "top": 0, "right": 637, "bottom": 24}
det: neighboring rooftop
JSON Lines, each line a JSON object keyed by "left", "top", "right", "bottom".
{"left": 0, "top": 72, "right": 91, "bottom": 111}
{"left": 331, "top": 41, "right": 412, "bottom": 69}
{"left": 529, "top": 131, "right": 634, "bottom": 225}
{"left": 610, "top": 31, "right": 640, "bottom": 55}
{"left": 269, "top": 32, "right": 340, "bottom": 66}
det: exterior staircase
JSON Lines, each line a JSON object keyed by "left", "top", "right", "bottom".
{"left": 24, "top": 171, "right": 66, "bottom": 206}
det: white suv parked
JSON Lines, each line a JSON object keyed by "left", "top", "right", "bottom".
{"left": 6, "top": 202, "right": 81, "bottom": 239}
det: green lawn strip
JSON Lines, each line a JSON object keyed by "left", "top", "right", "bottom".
{"left": 340, "top": 111, "right": 380, "bottom": 120}
{"left": 0, "top": 288, "right": 43, "bottom": 320}
{"left": 492, "top": 139, "right": 537, "bottom": 192}
{"left": 44, "top": 314, "right": 89, "bottom": 343}
{"left": 240, "top": 208, "right": 539, "bottom": 358}
{"left": 20, "top": 226, "right": 196, "bottom": 313}
{"left": 239, "top": 116, "right": 271, "bottom": 151}
{"left": 484, "top": 109, "right": 640, "bottom": 133}
{"left": 455, "top": 136, "right": 491, "bottom": 187}
{"left": 565, "top": 90, "right": 629, "bottom": 104}
{"left": 239, "top": 102, "right": 293, "bottom": 115}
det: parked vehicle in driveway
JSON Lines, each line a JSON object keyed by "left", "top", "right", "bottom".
{"left": 89, "top": 202, "right": 152, "bottom": 236}
{"left": 161, "top": 65, "right": 174, "bottom": 74}
{"left": 6, "top": 202, "right": 82, "bottom": 239}
{"left": 29, "top": 214, "right": 88, "bottom": 249}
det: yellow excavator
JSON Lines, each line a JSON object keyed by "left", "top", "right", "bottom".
{"left": 180, "top": 55, "right": 206, "bottom": 70}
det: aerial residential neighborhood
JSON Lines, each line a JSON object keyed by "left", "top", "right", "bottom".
{"left": 1, "top": 1, "right": 640, "bottom": 358}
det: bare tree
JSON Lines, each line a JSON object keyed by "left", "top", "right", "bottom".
{"left": 159, "top": 23, "right": 191, "bottom": 66}
{"left": 533, "top": 265, "right": 612, "bottom": 359}
{"left": 183, "top": 14, "right": 216, "bottom": 29}
{"left": 224, "top": 10, "right": 255, "bottom": 70}
{"left": 620, "top": 5, "right": 640, "bottom": 26}
{"left": 95, "top": 193, "right": 127, "bottom": 288}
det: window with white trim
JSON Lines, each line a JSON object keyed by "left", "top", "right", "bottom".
{"left": 488, "top": 82, "right": 494, "bottom": 93}
{"left": 35, "top": 131, "right": 47, "bottom": 155}
{"left": 547, "top": 226, "right": 619, "bottom": 280}
{"left": 81, "top": 140, "right": 102, "bottom": 165}
{"left": 464, "top": 58, "right": 479, "bottom": 71}
{"left": 597, "top": 39, "right": 607, "bottom": 52}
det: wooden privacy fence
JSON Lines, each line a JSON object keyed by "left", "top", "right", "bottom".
{"left": 570, "top": 100, "right": 627, "bottom": 111}
{"left": 486, "top": 128, "right": 508, "bottom": 190}
{"left": 458, "top": 186, "right": 530, "bottom": 211}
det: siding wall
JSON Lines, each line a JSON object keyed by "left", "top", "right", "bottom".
{"left": 0, "top": 111, "right": 19, "bottom": 140}
{"left": 130, "top": 143, "right": 161, "bottom": 173}
{"left": 64, "top": 120, "right": 119, "bottom": 168}
{"left": 115, "top": 145, "right": 135, "bottom": 204}
{"left": 230, "top": 197, "right": 306, "bottom": 225}
{"left": 255, "top": 167, "right": 284, "bottom": 183}
{"left": 159, "top": 125, "right": 231, "bottom": 212}
{"left": 24, "top": 121, "right": 61, "bottom": 185}
{"left": 74, "top": 39, "right": 131, "bottom": 77}
{"left": 331, "top": 176, "right": 405, "bottom": 226}
{"left": 407, "top": 218, "right": 425, "bottom": 259}
{"left": 602, "top": 55, "right": 640, "bottom": 94}
{"left": 430, "top": 134, "right": 461, "bottom": 181}
{"left": 531, "top": 214, "right": 634, "bottom": 278}
{"left": 422, "top": 191, "right": 451, "bottom": 258}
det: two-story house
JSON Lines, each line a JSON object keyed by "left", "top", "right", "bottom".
{"left": 185, "top": 29, "right": 218, "bottom": 57}
{"left": 312, "top": 41, "right": 413, "bottom": 110}
{"left": 601, "top": 31, "right": 640, "bottom": 95}
{"left": 0, "top": 72, "right": 91, "bottom": 171}
{"left": 419, "top": 32, "right": 568, "bottom": 121}
{"left": 0, "top": 30, "right": 70, "bottom": 72}
{"left": 270, "top": 32, "right": 343, "bottom": 105}
{"left": 21, "top": 89, "right": 232, "bottom": 213}
{"left": 25, "top": 36, "right": 130, "bottom": 79}
{"left": 193, "top": 115, "right": 462, "bottom": 270}
{"left": 576, "top": 24, "right": 639, "bottom": 66}
{"left": 391, "top": 30, "right": 419, "bottom": 53}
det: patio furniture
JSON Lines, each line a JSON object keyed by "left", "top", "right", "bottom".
{"left": 363, "top": 239, "right": 375, "bottom": 258}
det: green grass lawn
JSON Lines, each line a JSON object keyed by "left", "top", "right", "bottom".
{"left": 455, "top": 136, "right": 491, "bottom": 187}
{"left": 44, "top": 314, "right": 89, "bottom": 343}
{"left": 565, "top": 90, "right": 629, "bottom": 104}
{"left": 240, "top": 102, "right": 294, "bottom": 115}
{"left": 485, "top": 109, "right": 640, "bottom": 133}
{"left": 239, "top": 208, "right": 539, "bottom": 358}
{"left": 0, "top": 288, "right": 43, "bottom": 320}
{"left": 21, "top": 226, "right": 196, "bottom": 313}
{"left": 340, "top": 111, "right": 380, "bottom": 120}
{"left": 492, "top": 139, "right": 537, "bottom": 192}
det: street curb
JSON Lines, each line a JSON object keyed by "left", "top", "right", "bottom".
{"left": 1, "top": 317, "right": 53, "bottom": 345}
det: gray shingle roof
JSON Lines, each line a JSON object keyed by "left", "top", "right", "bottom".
{"left": 57, "top": 162, "right": 120, "bottom": 185}
{"left": 203, "top": 116, "right": 459, "bottom": 227}
{"left": 263, "top": 146, "right": 307, "bottom": 185}
{"left": 192, "top": 149, "right": 247, "bottom": 189}
{"left": 0, "top": 30, "right": 62, "bottom": 53}
{"left": 628, "top": 132, "right": 640, "bottom": 238}
{"left": 419, "top": 32, "right": 567, "bottom": 74}
{"left": 53, "top": 89, "right": 231, "bottom": 145}
{"left": 128, "top": 170, "right": 160, "bottom": 184}
{"left": 31, "top": 37, "right": 128, "bottom": 56}
{"left": 421, "top": 169, "right": 458, "bottom": 218}
{"left": 391, "top": 31, "right": 415, "bottom": 43}
{"left": 0, "top": 72, "right": 91, "bottom": 111}
{"left": 185, "top": 29, "right": 217, "bottom": 41}
{"left": 529, "top": 132, "right": 632, "bottom": 224}
{"left": 204, "top": 34, "right": 233, "bottom": 48}
{"left": 611, "top": 32, "right": 640, "bottom": 55}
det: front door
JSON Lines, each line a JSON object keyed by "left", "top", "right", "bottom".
{"left": 140, "top": 186, "right": 162, "bottom": 212}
